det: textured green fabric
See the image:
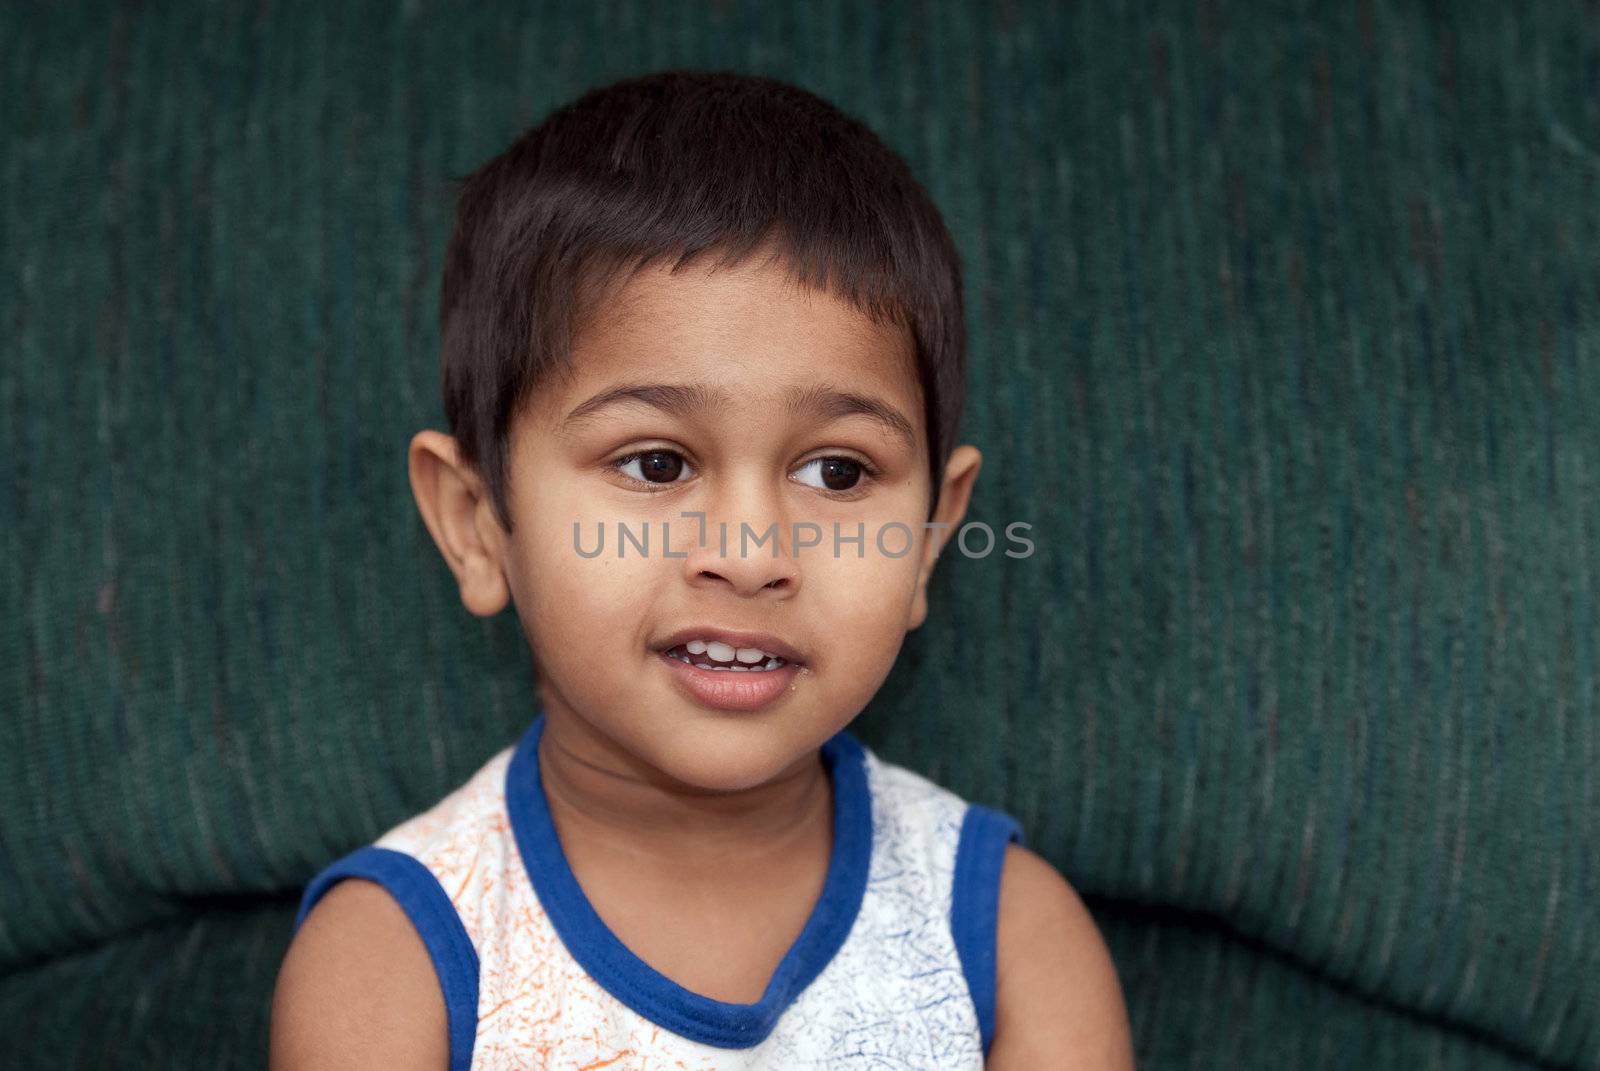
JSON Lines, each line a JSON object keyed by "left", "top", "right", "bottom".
{"left": 0, "top": 899, "right": 295, "bottom": 1068}
{"left": 3, "top": 1, "right": 1596, "bottom": 1068}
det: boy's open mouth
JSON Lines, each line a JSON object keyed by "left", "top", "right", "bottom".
{"left": 661, "top": 640, "right": 791, "bottom": 673}
{"left": 652, "top": 630, "right": 806, "bottom": 712}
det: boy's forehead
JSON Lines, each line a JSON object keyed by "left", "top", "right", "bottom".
{"left": 541, "top": 257, "right": 923, "bottom": 428}
{"left": 601, "top": 257, "right": 907, "bottom": 367}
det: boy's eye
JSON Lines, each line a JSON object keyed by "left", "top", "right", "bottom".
{"left": 614, "top": 449, "right": 693, "bottom": 485}
{"left": 794, "top": 456, "right": 866, "bottom": 493}
{"left": 610, "top": 450, "right": 877, "bottom": 494}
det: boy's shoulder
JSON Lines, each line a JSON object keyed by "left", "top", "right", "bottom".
{"left": 987, "top": 843, "right": 1137, "bottom": 1068}
{"left": 269, "top": 741, "right": 519, "bottom": 1069}
{"left": 270, "top": 877, "right": 447, "bottom": 1070}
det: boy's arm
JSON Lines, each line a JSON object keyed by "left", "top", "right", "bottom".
{"left": 986, "top": 845, "right": 1137, "bottom": 1070}
{"left": 270, "top": 878, "right": 449, "bottom": 1071}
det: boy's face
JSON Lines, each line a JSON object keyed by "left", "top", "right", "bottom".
{"left": 411, "top": 253, "right": 980, "bottom": 793}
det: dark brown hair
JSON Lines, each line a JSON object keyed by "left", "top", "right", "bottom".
{"left": 439, "top": 69, "right": 967, "bottom": 533}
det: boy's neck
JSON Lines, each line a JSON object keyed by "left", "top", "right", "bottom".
{"left": 534, "top": 711, "right": 833, "bottom": 875}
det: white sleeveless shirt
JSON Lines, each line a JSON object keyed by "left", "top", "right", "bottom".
{"left": 295, "top": 712, "right": 1025, "bottom": 1069}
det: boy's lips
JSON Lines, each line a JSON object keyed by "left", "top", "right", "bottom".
{"left": 650, "top": 627, "right": 807, "bottom": 666}
{"left": 650, "top": 626, "right": 808, "bottom": 713}
{"left": 655, "top": 650, "right": 802, "bottom": 712}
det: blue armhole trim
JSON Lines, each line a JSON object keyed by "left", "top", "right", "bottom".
{"left": 294, "top": 845, "right": 479, "bottom": 1071}
{"left": 950, "top": 803, "right": 1025, "bottom": 1057}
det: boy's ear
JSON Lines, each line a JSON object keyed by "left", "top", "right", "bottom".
{"left": 907, "top": 444, "right": 982, "bottom": 631}
{"left": 407, "top": 430, "right": 512, "bottom": 617}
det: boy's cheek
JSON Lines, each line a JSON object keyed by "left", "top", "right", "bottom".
{"left": 802, "top": 552, "right": 921, "bottom": 671}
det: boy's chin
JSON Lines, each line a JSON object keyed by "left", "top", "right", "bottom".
{"left": 639, "top": 715, "right": 830, "bottom": 795}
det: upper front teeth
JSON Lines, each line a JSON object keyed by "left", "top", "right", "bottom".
{"left": 686, "top": 639, "right": 777, "bottom": 664}
{"left": 678, "top": 640, "right": 790, "bottom": 672}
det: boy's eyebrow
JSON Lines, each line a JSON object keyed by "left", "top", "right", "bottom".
{"left": 561, "top": 381, "right": 918, "bottom": 450}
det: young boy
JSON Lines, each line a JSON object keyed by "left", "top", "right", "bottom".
{"left": 270, "top": 70, "right": 1134, "bottom": 1070}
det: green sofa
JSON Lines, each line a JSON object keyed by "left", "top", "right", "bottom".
{"left": 3, "top": 2, "right": 1594, "bottom": 1067}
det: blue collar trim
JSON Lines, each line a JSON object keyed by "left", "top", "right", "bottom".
{"left": 504, "top": 711, "right": 873, "bottom": 1049}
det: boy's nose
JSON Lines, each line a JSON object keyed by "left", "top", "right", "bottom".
{"left": 675, "top": 513, "right": 802, "bottom": 599}
{"left": 691, "top": 560, "right": 798, "bottom": 598}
